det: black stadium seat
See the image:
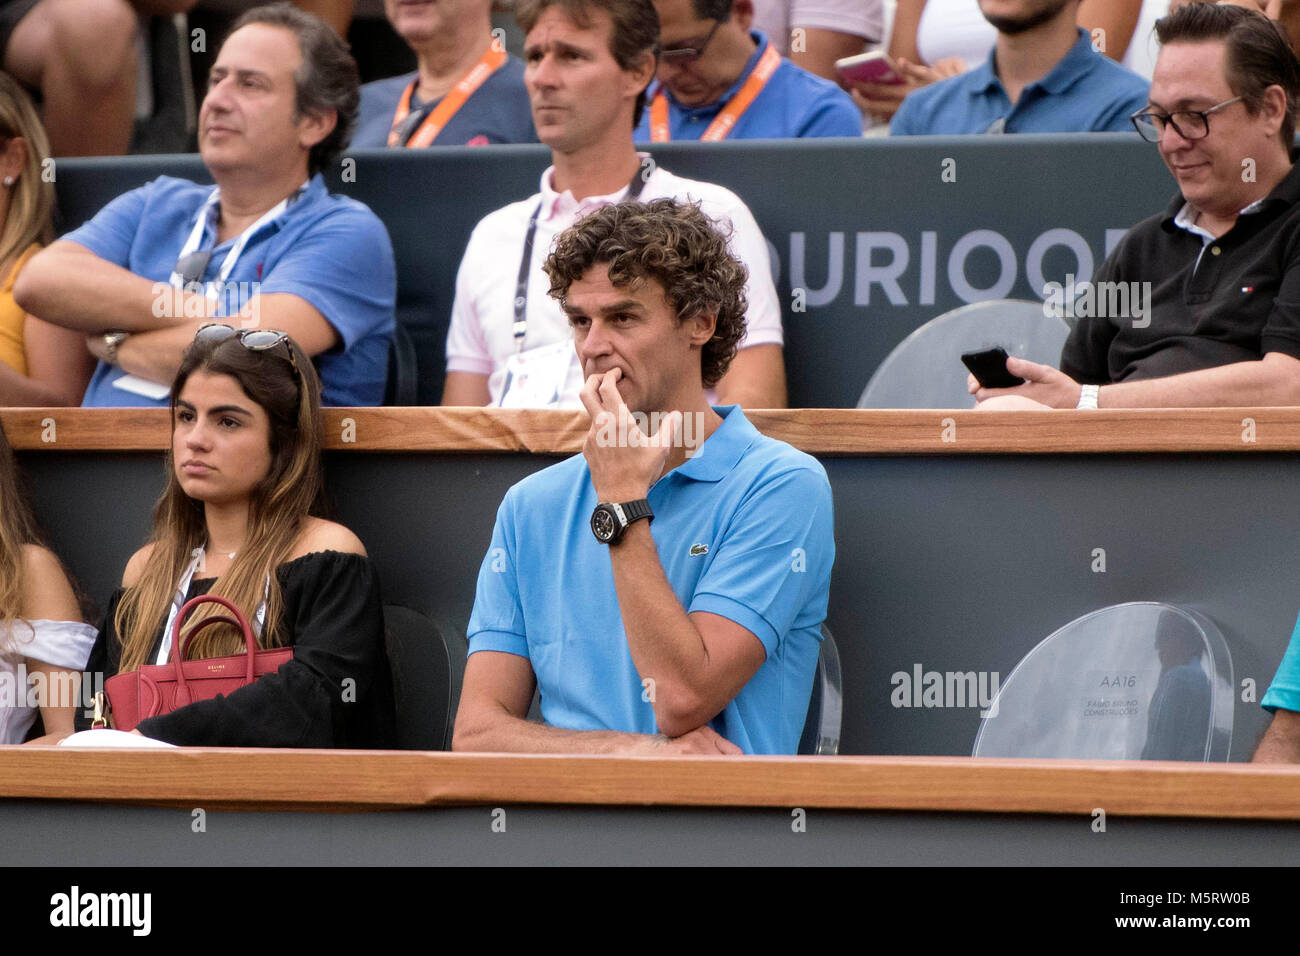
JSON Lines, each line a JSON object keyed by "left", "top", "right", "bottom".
{"left": 384, "top": 604, "right": 464, "bottom": 750}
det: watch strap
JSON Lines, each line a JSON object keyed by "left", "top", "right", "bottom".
{"left": 618, "top": 499, "right": 653, "bottom": 526}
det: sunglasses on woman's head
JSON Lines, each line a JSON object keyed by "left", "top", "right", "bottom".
{"left": 193, "top": 323, "right": 300, "bottom": 376}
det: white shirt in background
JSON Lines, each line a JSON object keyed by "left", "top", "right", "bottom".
{"left": 447, "top": 162, "right": 784, "bottom": 408}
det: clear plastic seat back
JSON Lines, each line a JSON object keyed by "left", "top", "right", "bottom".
{"left": 972, "top": 602, "right": 1234, "bottom": 761}
{"left": 857, "top": 300, "right": 1071, "bottom": 409}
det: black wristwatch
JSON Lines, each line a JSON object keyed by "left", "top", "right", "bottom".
{"left": 590, "top": 499, "right": 654, "bottom": 545}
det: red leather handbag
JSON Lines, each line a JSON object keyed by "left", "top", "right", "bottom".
{"left": 100, "top": 594, "right": 293, "bottom": 732}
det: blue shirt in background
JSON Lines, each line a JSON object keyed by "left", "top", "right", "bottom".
{"left": 67, "top": 174, "right": 396, "bottom": 407}
{"left": 634, "top": 30, "right": 862, "bottom": 141}
{"left": 466, "top": 405, "right": 836, "bottom": 754}
{"left": 352, "top": 57, "right": 537, "bottom": 148}
{"left": 891, "top": 28, "right": 1149, "bottom": 135}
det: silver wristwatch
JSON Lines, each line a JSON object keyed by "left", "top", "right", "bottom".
{"left": 102, "top": 331, "right": 130, "bottom": 366}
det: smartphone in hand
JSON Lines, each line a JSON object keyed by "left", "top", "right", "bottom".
{"left": 961, "top": 347, "right": 1025, "bottom": 388}
{"left": 835, "top": 51, "right": 905, "bottom": 86}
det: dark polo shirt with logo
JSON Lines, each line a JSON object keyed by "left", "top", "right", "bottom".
{"left": 1061, "top": 159, "right": 1300, "bottom": 384}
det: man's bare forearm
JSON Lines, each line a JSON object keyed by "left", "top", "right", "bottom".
{"left": 608, "top": 523, "right": 729, "bottom": 737}
{"left": 16, "top": 243, "right": 199, "bottom": 334}
{"left": 115, "top": 322, "right": 207, "bottom": 386}
{"left": 790, "top": 27, "right": 872, "bottom": 82}
{"left": 714, "top": 378, "right": 786, "bottom": 409}
{"left": 1253, "top": 709, "right": 1300, "bottom": 763}
{"left": 714, "top": 344, "right": 787, "bottom": 409}
{"left": 580, "top": 369, "right": 762, "bottom": 737}
{"left": 452, "top": 709, "right": 660, "bottom": 754}
{"left": 1100, "top": 354, "right": 1300, "bottom": 407}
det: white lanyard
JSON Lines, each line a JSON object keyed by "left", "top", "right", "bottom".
{"left": 168, "top": 184, "right": 304, "bottom": 296}
{"left": 155, "top": 547, "right": 269, "bottom": 664}
{"left": 512, "top": 171, "right": 646, "bottom": 353}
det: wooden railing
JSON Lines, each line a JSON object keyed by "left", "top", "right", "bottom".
{"left": 4, "top": 406, "right": 1299, "bottom": 454}
{"left": 4, "top": 749, "right": 1300, "bottom": 818}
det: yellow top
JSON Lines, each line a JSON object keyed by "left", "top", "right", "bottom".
{"left": 0, "top": 244, "right": 40, "bottom": 376}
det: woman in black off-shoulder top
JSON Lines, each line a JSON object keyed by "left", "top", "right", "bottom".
{"left": 77, "top": 325, "right": 395, "bottom": 748}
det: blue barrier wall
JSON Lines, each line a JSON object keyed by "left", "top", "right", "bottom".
{"left": 53, "top": 135, "right": 1175, "bottom": 407}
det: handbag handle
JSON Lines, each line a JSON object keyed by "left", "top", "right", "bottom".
{"left": 171, "top": 594, "right": 259, "bottom": 705}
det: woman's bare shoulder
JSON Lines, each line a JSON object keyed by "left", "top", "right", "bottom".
{"left": 122, "top": 543, "right": 157, "bottom": 589}
{"left": 288, "top": 518, "right": 366, "bottom": 561}
{"left": 20, "top": 544, "right": 80, "bottom": 620}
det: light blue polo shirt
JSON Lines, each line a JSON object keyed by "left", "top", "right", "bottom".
{"left": 634, "top": 30, "right": 862, "bottom": 141}
{"left": 66, "top": 174, "right": 396, "bottom": 407}
{"left": 352, "top": 57, "right": 537, "bottom": 148}
{"left": 1263, "top": 610, "right": 1300, "bottom": 713}
{"left": 467, "top": 405, "right": 835, "bottom": 754}
{"left": 891, "top": 28, "right": 1149, "bottom": 135}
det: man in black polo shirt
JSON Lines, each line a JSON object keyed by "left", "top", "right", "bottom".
{"left": 971, "top": 4, "right": 1300, "bottom": 410}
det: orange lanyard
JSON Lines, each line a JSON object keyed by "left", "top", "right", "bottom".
{"left": 388, "top": 45, "right": 509, "bottom": 148}
{"left": 649, "top": 44, "right": 781, "bottom": 142}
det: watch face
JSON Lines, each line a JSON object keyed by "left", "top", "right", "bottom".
{"left": 591, "top": 505, "right": 617, "bottom": 542}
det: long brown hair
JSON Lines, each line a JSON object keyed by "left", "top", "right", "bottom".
{"left": 0, "top": 72, "right": 53, "bottom": 277}
{"left": 115, "top": 332, "right": 324, "bottom": 672}
{"left": 0, "top": 419, "right": 39, "bottom": 647}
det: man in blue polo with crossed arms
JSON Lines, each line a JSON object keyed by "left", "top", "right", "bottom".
{"left": 453, "top": 198, "right": 834, "bottom": 755}
{"left": 16, "top": 3, "right": 395, "bottom": 407}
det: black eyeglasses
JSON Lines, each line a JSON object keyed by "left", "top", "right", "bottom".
{"left": 1130, "top": 96, "right": 1244, "bottom": 143}
{"left": 659, "top": 19, "right": 722, "bottom": 65}
{"left": 174, "top": 249, "right": 214, "bottom": 286}
{"left": 193, "top": 323, "right": 299, "bottom": 377}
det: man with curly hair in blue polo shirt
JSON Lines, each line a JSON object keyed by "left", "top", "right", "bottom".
{"left": 453, "top": 198, "right": 834, "bottom": 755}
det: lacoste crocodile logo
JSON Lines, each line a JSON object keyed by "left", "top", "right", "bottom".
{"left": 689, "top": 543, "right": 708, "bottom": 556}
